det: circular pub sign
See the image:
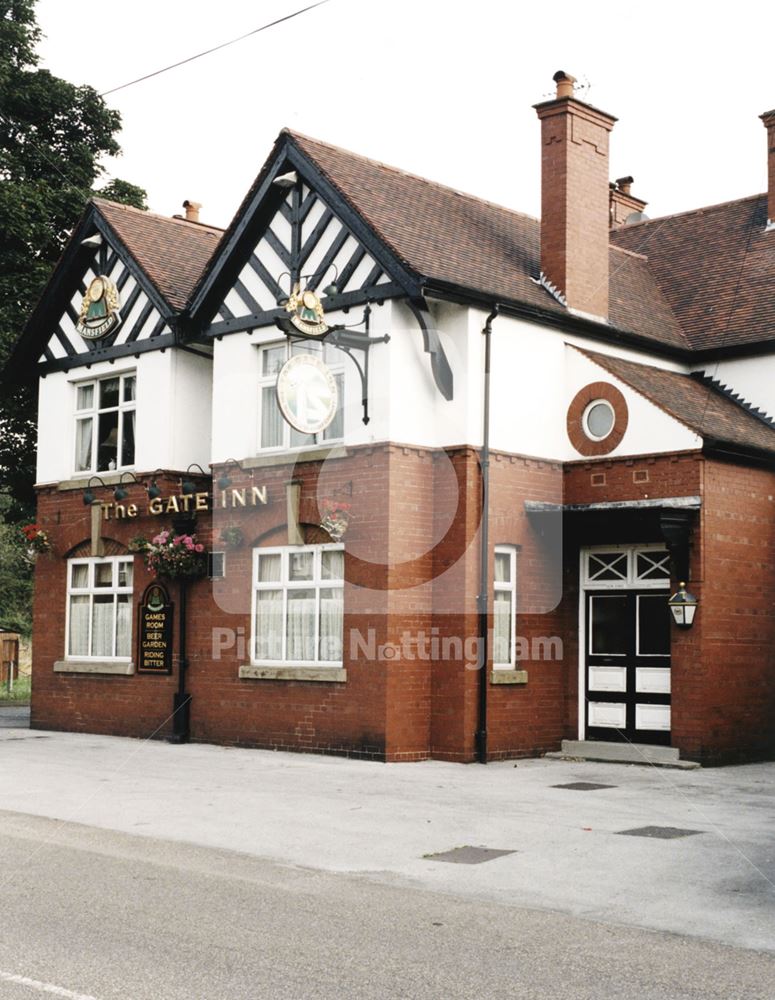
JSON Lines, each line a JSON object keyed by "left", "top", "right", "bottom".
{"left": 276, "top": 354, "right": 338, "bottom": 435}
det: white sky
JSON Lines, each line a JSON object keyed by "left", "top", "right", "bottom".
{"left": 36, "top": 0, "right": 774, "bottom": 231}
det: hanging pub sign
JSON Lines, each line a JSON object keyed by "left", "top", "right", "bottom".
{"left": 76, "top": 275, "right": 122, "bottom": 340}
{"left": 276, "top": 353, "right": 338, "bottom": 435}
{"left": 137, "top": 583, "right": 173, "bottom": 674}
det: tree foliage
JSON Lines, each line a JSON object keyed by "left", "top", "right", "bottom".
{"left": 0, "top": 0, "right": 147, "bottom": 520}
{"left": 0, "top": 491, "right": 32, "bottom": 635}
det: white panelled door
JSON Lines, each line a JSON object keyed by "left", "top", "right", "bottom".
{"left": 582, "top": 546, "right": 672, "bottom": 745}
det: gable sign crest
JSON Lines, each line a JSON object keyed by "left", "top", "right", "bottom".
{"left": 285, "top": 283, "right": 329, "bottom": 337}
{"left": 76, "top": 275, "right": 122, "bottom": 340}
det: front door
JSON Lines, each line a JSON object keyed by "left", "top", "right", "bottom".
{"left": 585, "top": 589, "right": 671, "bottom": 745}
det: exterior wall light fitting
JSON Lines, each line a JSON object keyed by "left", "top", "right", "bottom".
{"left": 82, "top": 475, "right": 107, "bottom": 505}
{"left": 668, "top": 582, "right": 698, "bottom": 628}
{"left": 181, "top": 464, "right": 210, "bottom": 496}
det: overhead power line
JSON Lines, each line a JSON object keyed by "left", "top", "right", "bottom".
{"left": 100, "top": 0, "right": 331, "bottom": 97}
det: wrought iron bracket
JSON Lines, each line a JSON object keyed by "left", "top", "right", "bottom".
{"left": 274, "top": 304, "right": 390, "bottom": 425}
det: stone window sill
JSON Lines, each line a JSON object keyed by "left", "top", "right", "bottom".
{"left": 54, "top": 660, "right": 135, "bottom": 675}
{"left": 241, "top": 446, "right": 348, "bottom": 470}
{"left": 490, "top": 669, "right": 528, "bottom": 685}
{"left": 239, "top": 664, "right": 347, "bottom": 683}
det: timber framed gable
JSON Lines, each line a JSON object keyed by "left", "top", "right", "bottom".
{"left": 13, "top": 203, "right": 183, "bottom": 377}
{"left": 190, "top": 132, "right": 422, "bottom": 338}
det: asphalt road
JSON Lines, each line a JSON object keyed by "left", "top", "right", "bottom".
{"left": 0, "top": 811, "right": 773, "bottom": 1000}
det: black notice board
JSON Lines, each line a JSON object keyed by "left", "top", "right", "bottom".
{"left": 137, "top": 583, "right": 173, "bottom": 674}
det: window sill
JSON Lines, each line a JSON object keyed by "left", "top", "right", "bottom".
{"left": 490, "top": 669, "right": 528, "bottom": 685}
{"left": 239, "top": 664, "right": 347, "bottom": 683}
{"left": 241, "top": 447, "right": 348, "bottom": 470}
{"left": 54, "top": 659, "right": 135, "bottom": 675}
{"left": 57, "top": 471, "right": 135, "bottom": 491}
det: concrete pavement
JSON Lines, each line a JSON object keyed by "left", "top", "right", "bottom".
{"left": 0, "top": 708, "right": 773, "bottom": 955}
{"left": 1, "top": 810, "right": 774, "bottom": 1000}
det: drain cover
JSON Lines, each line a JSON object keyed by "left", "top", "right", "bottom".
{"left": 617, "top": 826, "right": 702, "bottom": 839}
{"left": 552, "top": 782, "right": 616, "bottom": 791}
{"left": 424, "top": 846, "right": 516, "bottom": 864}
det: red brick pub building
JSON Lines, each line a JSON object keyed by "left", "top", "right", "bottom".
{"left": 8, "top": 73, "right": 775, "bottom": 765}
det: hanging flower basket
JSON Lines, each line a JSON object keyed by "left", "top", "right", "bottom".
{"left": 134, "top": 530, "right": 207, "bottom": 580}
{"left": 220, "top": 525, "right": 244, "bottom": 549}
{"left": 319, "top": 499, "right": 351, "bottom": 542}
{"left": 21, "top": 524, "right": 51, "bottom": 560}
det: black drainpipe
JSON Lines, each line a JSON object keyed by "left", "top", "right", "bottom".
{"left": 476, "top": 305, "right": 499, "bottom": 764}
{"left": 169, "top": 514, "right": 195, "bottom": 744}
{"left": 169, "top": 578, "right": 191, "bottom": 743}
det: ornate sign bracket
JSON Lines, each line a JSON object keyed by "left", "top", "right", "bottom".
{"left": 274, "top": 303, "right": 390, "bottom": 425}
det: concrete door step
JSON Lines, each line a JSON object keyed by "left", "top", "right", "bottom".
{"left": 545, "top": 740, "right": 700, "bottom": 769}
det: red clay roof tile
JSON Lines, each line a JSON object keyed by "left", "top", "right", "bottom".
{"left": 94, "top": 199, "right": 223, "bottom": 311}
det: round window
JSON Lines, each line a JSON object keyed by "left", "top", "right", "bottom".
{"left": 583, "top": 400, "right": 615, "bottom": 441}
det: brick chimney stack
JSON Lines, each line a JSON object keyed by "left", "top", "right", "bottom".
{"left": 183, "top": 200, "right": 202, "bottom": 223}
{"left": 609, "top": 176, "right": 648, "bottom": 228}
{"left": 534, "top": 71, "right": 617, "bottom": 320}
{"left": 760, "top": 109, "right": 775, "bottom": 227}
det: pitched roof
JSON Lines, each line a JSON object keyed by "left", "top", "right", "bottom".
{"left": 286, "top": 131, "right": 690, "bottom": 350}
{"left": 610, "top": 195, "right": 772, "bottom": 352}
{"left": 578, "top": 347, "right": 775, "bottom": 456}
{"left": 94, "top": 199, "right": 223, "bottom": 311}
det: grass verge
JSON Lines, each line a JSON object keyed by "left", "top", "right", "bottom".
{"left": 0, "top": 674, "right": 31, "bottom": 705}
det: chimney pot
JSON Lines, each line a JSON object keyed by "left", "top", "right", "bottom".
{"left": 553, "top": 70, "right": 576, "bottom": 100}
{"left": 182, "top": 200, "right": 202, "bottom": 223}
{"left": 610, "top": 176, "right": 647, "bottom": 228}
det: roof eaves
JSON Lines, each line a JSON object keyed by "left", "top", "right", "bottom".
{"left": 422, "top": 278, "right": 694, "bottom": 362}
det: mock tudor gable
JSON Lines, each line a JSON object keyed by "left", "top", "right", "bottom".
{"left": 10, "top": 200, "right": 222, "bottom": 377}
{"left": 205, "top": 181, "right": 397, "bottom": 334}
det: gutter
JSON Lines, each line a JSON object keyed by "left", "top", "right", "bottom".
{"left": 420, "top": 278, "right": 692, "bottom": 364}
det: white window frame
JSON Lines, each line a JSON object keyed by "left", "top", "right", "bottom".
{"left": 65, "top": 556, "right": 134, "bottom": 661}
{"left": 581, "top": 544, "right": 670, "bottom": 591}
{"left": 582, "top": 398, "right": 616, "bottom": 441}
{"left": 493, "top": 545, "right": 518, "bottom": 668}
{"left": 73, "top": 371, "right": 137, "bottom": 477}
{"left": 250, "top": 543, "right": 344, "bottom": 667}
{"left": 256, "top": 340, "right": 345, "bottom": 453}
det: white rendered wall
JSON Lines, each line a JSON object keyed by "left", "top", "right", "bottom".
{"left": 704, "top": 355, "right": 775, "bottom": 422}
{"left": 485, "top": 308, "right": 693, "bottom": 460}
{"left": 209, "top": 298, "right": 700, "bottom": 464}
{"left": 169, "top": 351, "right": 212, "bottom": 471}
{"left": 36, "top": 349, "right": 212, "bottom": 485}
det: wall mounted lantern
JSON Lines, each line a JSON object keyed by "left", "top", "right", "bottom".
{"left": 113, "top": 471, "right": 139, "bottom": 502}
{"left": 82, "top": 476, "right": 107, "bottom": 505}
{"left": 668, "top": 582, "right": 698, "bottom": 628}
{"left": 181, "top": 464, "right": 210, "bottom": 496}
{"left": 216, "top": 459, "right": 241, "bottom": 491}
{"left": 143, "top": 469, "right": 167, "bottom": 500}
